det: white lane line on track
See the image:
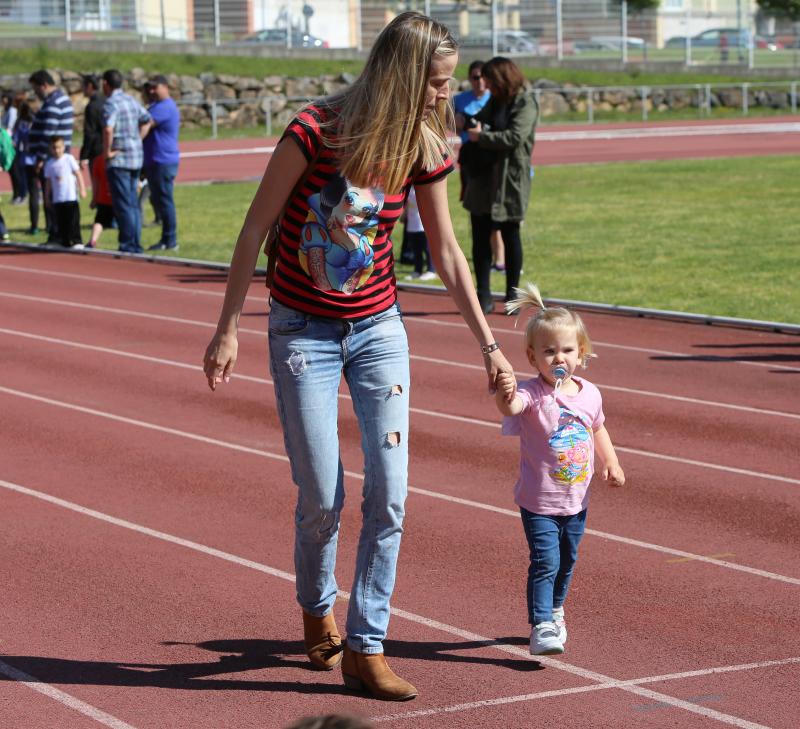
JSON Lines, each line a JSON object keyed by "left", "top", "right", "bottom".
{"left": 175, "top": 122, "right": 800, "bottom": 159}
{"left": 410, "top": 353, "right": 800, "bottom": 420}
{"left": 0, "top": 290, "right": 797, "bottom": 418}
{"left": 372, "top": 656, "right": 800, "bottom": 723}
{"left": 1, "top": 383, "right": 798, "bottom": 586}
{"left": 2, "top": 326, "right": 798, "bottom": 489}
{"left": 0, "top": 263, "right": 264, "bottom": 304}
{"left": 0, "top": 477, "right": 784, "bottom": 729}
{"left": 405, "top": 318, "right": 800, "bottom": 373}
{"left": 3, "top": 270, "right": 798, "bottom": 375}
{"left": 535, "top": 121, "right": 800, "bottom": 142}
{"left": 0, "top": 657, "right": 137, "bottom": 729}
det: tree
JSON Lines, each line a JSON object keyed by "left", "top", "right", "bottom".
{"left": 757, "top": 0, "right": 800, "bottom": 20}
{"left": 624, "top": 0, "right": 660, "bottom": 11}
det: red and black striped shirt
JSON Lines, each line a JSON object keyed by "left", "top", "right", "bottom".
{"left": 270, "top": 105, "right": 453, "bottom": 319}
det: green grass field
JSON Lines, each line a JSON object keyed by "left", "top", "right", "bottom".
{"left": 2, "top": 45, "right": 795, "bottom": 87}
{"left": 4, "top": 155, "right": 798, "bottom": 323}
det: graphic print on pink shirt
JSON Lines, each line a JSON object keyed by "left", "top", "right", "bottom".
{"left": 548, "top": 408, "right": 593, "bottom": 485}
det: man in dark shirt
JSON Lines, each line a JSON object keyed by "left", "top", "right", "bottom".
{"left": 29, "top": 69, "right": 75, "bottom": 243}
{"left": 79, "top": 74, "right": 104, "bottom": 168}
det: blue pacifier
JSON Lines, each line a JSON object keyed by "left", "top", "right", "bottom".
{"left": 551, "top": 365, "right": 568, "bottom": 399}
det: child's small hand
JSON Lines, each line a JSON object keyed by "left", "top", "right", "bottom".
{"left": 604, "top": 463, "right": 626, "bottom": 487}
{"left": 496, "top": 371, "right": 516, "bottom": 401}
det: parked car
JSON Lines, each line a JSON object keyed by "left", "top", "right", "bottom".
{"left": 461, "top": 29, "right": 539, "bottom": 55}
{"left": 241, "top": 28, "right": 328, "bottom": 48}
{"left": 665, "top": 28, "right": 781, "bottom": 50}
{"left": 574, "top": 35, "right": 646, "bottom": 52}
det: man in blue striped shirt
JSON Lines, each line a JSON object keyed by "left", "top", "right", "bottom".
{"left": 102, "top": 69, "right": 152, "bottom": 254}
{"left": 29, "top": 70, "right": 74, "bottom": 242}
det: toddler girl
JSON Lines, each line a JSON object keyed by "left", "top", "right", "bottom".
{"left": 495, "top": 283, "right": 625, "bottom": 655}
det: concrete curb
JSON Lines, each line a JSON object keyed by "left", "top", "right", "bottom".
{"left": 2, "top": 240, "right": 798, "bottom": 335}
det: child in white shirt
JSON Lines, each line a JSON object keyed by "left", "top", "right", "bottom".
{"left": 44, "top": 135, "right": 86, "bottom": 249}
{"left": 403, "top": 187, "right": 437, "bottom": 281}
{"left": 495, "top": 283, "right": 625, "bottom": 656}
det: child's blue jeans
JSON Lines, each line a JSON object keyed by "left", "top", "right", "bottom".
{"left": 520, "top": 507, "right": 587, "bottom": 625}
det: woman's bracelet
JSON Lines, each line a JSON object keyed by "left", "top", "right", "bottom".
{"left": 480, "top": 342, "right": 500, "bottom": 355}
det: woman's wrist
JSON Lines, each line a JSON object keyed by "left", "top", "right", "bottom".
{"left": 480, "top": 341, "right": 500, "bottom": 355}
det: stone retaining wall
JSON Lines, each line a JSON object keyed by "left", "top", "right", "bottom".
{"left": 1, "top": 68, "right": 795, "bottom": 131}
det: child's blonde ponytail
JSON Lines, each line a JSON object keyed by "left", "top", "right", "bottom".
{"left": 505, "top": 283, "right": 546, "bottom": 316}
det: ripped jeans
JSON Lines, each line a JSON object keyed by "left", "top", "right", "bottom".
{"left": 268, "top": 298, "right": 410, "bottom": 654}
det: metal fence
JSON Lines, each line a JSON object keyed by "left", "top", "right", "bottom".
{"left": 1, "top": 0, "right": 799, "bottom": 69}
{"left": 182, "top": 80, "right": 799, "bottom": 139}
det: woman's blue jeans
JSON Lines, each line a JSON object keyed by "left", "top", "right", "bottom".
{"left": 268, "top": 299, "right": 410, "bottom": 654}
{"left": 520, "top": 508, "right": 587, "bottom": 625}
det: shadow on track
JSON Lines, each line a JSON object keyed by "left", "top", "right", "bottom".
{"left": 0, "top": 636, "right": 540, "bottom": 692}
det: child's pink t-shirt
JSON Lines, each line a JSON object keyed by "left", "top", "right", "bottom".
{"left": 502, "top": 375, "right": 605, "bottom": 516}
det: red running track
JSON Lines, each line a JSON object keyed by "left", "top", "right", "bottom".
{"left": 0, "top": 249, "right": 798, "bottom": 728}
{"left": 2, "top": 117, "right": 799, "bottom": 192}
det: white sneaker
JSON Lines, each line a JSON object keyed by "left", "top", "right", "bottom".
{"left": 404, "top": 272, "right": 422, "bottom": 280}
{"left": 69, "top": 243, "right": 85, "bottom": 251}
{"left": 418, "top": 271, "right": 438, "bottom": 281}
{"left": 530, "top": 622, "right": 564, "bottom": 655}
{"left": 552, "top": 608, "right": 567, "bottom": 645}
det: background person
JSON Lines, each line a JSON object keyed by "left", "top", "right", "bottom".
{"left": 9, "top": 92, "right": 29, "bottom": 205}
{"left": 2, "top": 92, "right": 22, "bottom": 204}
{"left": 454, "top": 62, "right": 505, "bottom": 274}
{"left": 43, "top": 135, "right": 86, "bottom": 249}
{"left": 87, "top": 152, "right": 115, "bottom": 248}
{"left": 496, "top": 283, "right": 625, "bottom": 656}
{"left": 0, "top": 125, "right": 14, "bottom": 241}
{"left": 79, "top": 74, "right": 104, "bottom": 171}
{"left": 402, "top": 186, "right": 436, "bottom": 281}
{"left": 102, "top": 68, "right": 152, "bottom": 254}
{"left": 28, "top": 69, "right": 74, "bottom": 243}
{"left": 1, "top": 93, "right": 17, "bottom": 133}
{"left": 203, "top": 11, "right": 515, "bottom": 702}
{"left": 14, "top": 102, "right": 38, "bottom": 233}
{"left": 142, "top": 74, "right": 180, "bottom": 251}
{"left": 284, "top": 715, "right": 375, "bottom": 729}
{"left": 463, "top": 56, "right": 537, "bottom": 314}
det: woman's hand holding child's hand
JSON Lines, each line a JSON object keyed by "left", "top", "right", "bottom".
{"left": 496, "top": 371, "right": 517, "bottom": 402}
{"left": 485, "top": 350, "right": 515, "bottom": 400}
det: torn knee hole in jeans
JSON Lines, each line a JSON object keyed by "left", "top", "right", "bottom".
{"left": 386, "top": 384, "right": 403, "bottom": 400}
{"left": 286, "top": 351, "right": 306, "bottom": 375}
{"left": 386, "top": 432, "right": 401, "bottom": 447}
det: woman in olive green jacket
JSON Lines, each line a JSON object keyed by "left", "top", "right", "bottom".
{"left": 463, "top": 57, "right": 538, "bottom": 314}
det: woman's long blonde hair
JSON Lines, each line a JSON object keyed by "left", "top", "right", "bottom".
{"left": 318, "top": 12, "right": 456, "bottom": 195}
{"left": 506, "top": 283, "right": 596, "bottom": 366}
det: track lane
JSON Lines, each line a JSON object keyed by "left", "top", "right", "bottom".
{"left": 2, "top": 251, "right": 799, "bottom": 727}
{"left": 3, "top": 321, "right": 799, "bottom": 581}
{"left": 1, "top": 268, "right": 797, "bottom": 421}
{"left": 6, "top": 284, "right": 796, "bottom": 580}
{"left": 1, "top": 281, "right": 797, "bottom": 484}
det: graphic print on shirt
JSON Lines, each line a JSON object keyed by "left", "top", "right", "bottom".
{"left": 548, "top": 407, "right": 593, "bottom": 485}
{"left": 299, "top": 174, "right": 384, "bottom": 294}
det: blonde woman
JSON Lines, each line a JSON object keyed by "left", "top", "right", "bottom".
{"left": 203, "top": 12, "right": 514, "bottom": 700}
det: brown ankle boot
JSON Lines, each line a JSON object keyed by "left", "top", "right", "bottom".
{"left": 302, "top": 610, "right": 343, "bottom": 670}
{"left": 341, "top": 645, "right": 418, "bottom": 701}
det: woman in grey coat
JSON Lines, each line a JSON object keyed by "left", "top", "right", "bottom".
{"left": 463, "top": 57, "right": 538, "bottom": 314}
